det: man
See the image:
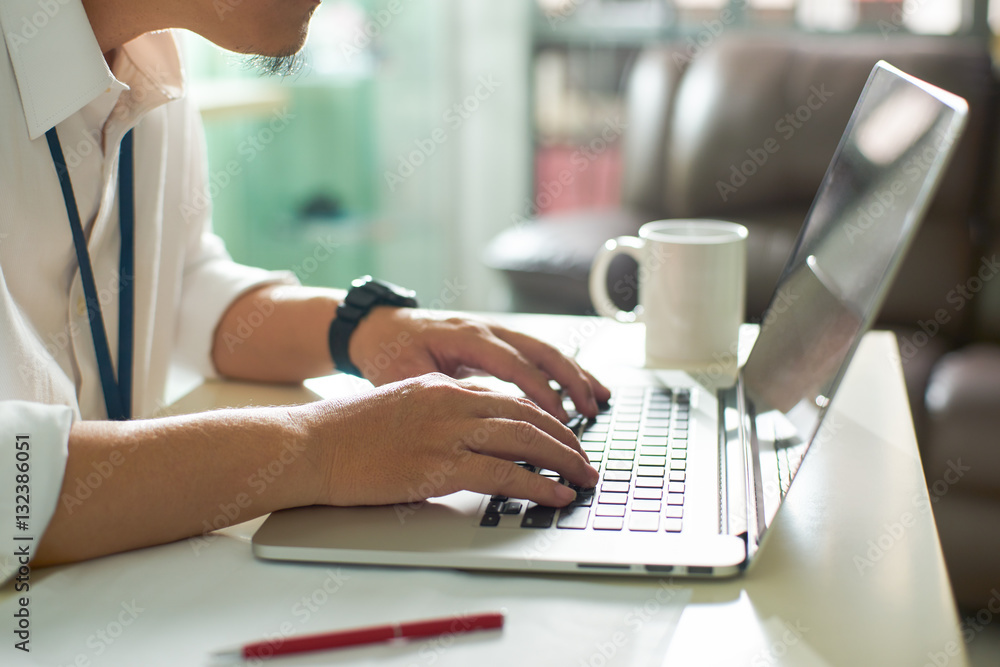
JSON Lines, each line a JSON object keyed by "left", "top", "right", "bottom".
{"left": 0, "top": 0, "right": 607, "bottom": 576}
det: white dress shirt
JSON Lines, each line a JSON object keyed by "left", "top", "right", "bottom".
{"left": 0, "top": 0, "right": 295, "bottom": 582}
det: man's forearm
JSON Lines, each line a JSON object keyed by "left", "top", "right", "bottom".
{"left": 35, "top": 406, "right": 321, "bottom": 567}
{"left": 212, "top": 285, "right": 343, "bottom": 383}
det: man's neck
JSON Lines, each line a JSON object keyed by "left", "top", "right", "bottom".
{"left": 82, "top": 0, "right": 170, "bottom": 54}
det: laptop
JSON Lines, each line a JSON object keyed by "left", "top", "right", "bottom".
{"left": 252, "top": 62, "right": 968, "bottom": 577}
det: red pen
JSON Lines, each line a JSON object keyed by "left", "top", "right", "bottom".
{"left": 214, "top": 612, "right": 505, "bottom": 660}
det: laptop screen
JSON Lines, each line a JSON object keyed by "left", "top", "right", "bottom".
{"left": 740, "top": 62, "right": 967, "bottom": 519}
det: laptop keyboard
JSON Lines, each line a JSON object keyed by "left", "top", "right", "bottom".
{"left": 479, "top": 387, "right": 689, "bottom": 534}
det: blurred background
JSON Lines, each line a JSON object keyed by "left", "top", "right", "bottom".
{"left": 183, "top": 0, "right": 998, "bottom": 311}
{"left": 183, "top": 4, "right": 1000, "bottom": 660}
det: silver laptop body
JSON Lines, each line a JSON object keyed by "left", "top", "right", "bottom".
{"left": 252, "top": 62, "right": 968, "bottom": 577}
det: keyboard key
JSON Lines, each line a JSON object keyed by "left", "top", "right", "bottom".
{"left": 635, "top": 477, "right": 664, "bottom": 488}
{"left": 637, "top": 466, "right": 666, "bottom": 477}
{"left": 665, "top": 506, "right": 683, "bottom": 519}
{"left": 501, "top": 501, "right": 523, "bottom": 515}
{"left": 608, "top": 450, "right": 635, "bottom": 461}
{"left": 663, "top": 518, "right": 683, "bottom": 533}
{"left": 601, "top": 481, "right": 630, "bottom": 493}
{"left": 480, "top": 513, "right": 500, "bottom": 527}
{"left": 666, "top": 493, "right": 684, "bottom": 506}
{"left": 644, "top": 419, "right": 671, "bottom": 429}
{"left": 631, "top": 499, "right": 661, "bottom": 512}
{"left": 639, "top": 456, "right": 667, "bottom": 467}
{"left": 569, "top": 489, "right": 595, "bottom": 507}
{"left": 672, "top": 439, "right": 687, "bottom": 449}
{"left": 587, "top": 423, "right": 610, "bottom": 433}
{"left": 606, "top": 460, "right": 634, "bottom": 471}
{"left": 668, "top": 482, "right": 685, "bottom": 494}
{"left": 614, "top": 422, "right": 640, "bottom": 431}
{"left": 671, "top": 449, "right": 687, "bottom": 460}
{"left": 586, "top": 452, "right": 604, "bottom": 463}
{"left": 669, "top": 460, "right": 687, "bottom": 471}
{"left": 539, "top": 469, "right": 561, "bottom": 478}
{"left": 486, "top": 500, "right": 502, "bottom": 513}
{"left": 609, "top": 441, "right": 637, "bottom": 451}
{"left": 598, "top": 492, "right": 628, "bottom": 505}
{"left": 669, "top": 471, "right": 686, "bottom": 482}
{"left": 593, "top": 517, "right": 624, "bottom": 531}
{"left": 611, "top": 431, "right": 639, "bottom": 441}
{"left": 639, "top": 446, "right": 668, "bottom": 457}
{"left": 634, "top": 488, "right": 663, "bottom": 500}
{"left": 644, "top": 428, "right": 670, "bottom": 437}
{"left": 642, "top": 436, "right": 668, "bottom": 446}
{"left": 603, "top": 470, "right": 632, "bottom": 482}
{"left": 490, "top": 494, "right": 508, "bottom": 502}
{"left": 646, "top": 410, "right": 671, "bottom": 420}
{"left": 521, "top": 505, "right": 557, "bottom": 528}
{"left": 582, "top": 432, "right": 608, "bottom": 442}
{"left": 629, "top": 513, "right": 660, "bottom": 532}
{"left": 595, "top": 504, "right": 626, "bottom": 517}
{"left": 557, "top": 506, "right": 590, "bottom": 529}
{"left": 673, "top": 431, "right": 688, "bottom": 440}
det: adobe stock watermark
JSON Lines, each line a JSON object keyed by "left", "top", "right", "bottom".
{"left": 4, "top": 0, "right": 73, "bottom": 51}
{"left": 922, "top": 588, "right": 1000, "bottom": 667}
{"left": 509, "top": 116, "right": 627, "bottom": 227}
{"left": 189, "top": 438, "right": 308, "bottom": 555}
{"left": 543, "top": 0, "right": 586, "bottom": 29}
{"left": 18, "top": 270, "right": 133, "bottom": 384}
{"left": 750, "top": 618, "right": 811, "bottom": 667}
{"left": 358, "top": 277, "right": 469, "bottom": 381}
{"left": 671, "top": 0, "right": 750, "bottom": 69}
{"left": 578, "top": 579, "right": 683, "bottom": 667}
{"left": 340, "top": 0, "right": 411, "bottom": 62}
{"left": 60, "top": 441, "right": 142, "bottom": 515}
{"left": 383, "top": 76, "right": 501, "bottom": 192}
{"left": 180, "top": 108, "right": 297, "bottom": 222}
{"left": 716, "top": 84, "right": 834, "bottom": 203}
{"left": 245, "top": 569, "right": 351, "bottom": 665}
{"left": 393, "top": 410, "right": 514, "bottom": 525}
{"left": 878, "top": 0, "right": 933, "bottom": 38}
{"left": 853, "top": 458, "right": 969, "bottom": 576}
{"left": 844, "top": 126, "right": 959, "bottom": 246}
{"left": 896, "top": 253, "right": 999, "bottom": 366}
{"left": 54, "top": 600, "right": 145, "bottom": 667}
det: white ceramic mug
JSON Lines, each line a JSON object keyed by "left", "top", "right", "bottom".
{"left": 589, "top": 219, "right": 748, "bottom": 370}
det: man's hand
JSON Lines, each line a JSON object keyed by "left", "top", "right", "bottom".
{"left": 349, "top": 307, "right": 612, "bottom": 422}
{"left": 299, "top": 373, "right": 600, "bottom": 508}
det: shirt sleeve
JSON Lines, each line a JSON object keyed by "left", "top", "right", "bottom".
{"left": 0, "top": 401, "right": 72, "bottom": 586}
{"left": 171, "top": 94, "right": 298, "bottom": 378}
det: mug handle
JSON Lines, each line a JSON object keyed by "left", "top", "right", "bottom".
{"left": 589, "top": 236, "right": 644, "bottom": 323}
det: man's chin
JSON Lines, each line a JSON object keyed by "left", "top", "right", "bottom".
{"left": 244, "top": 52, "right": 306, "bottom": 77}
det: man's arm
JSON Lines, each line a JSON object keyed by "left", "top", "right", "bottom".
{"left": 35, "top": 374, "right": 598, "bottom": 567}
{"left": 212, "top": 284, "right": 611, "bottom": 420}
{"left": 34, "top": 405, "right": 317, "bottom": 566}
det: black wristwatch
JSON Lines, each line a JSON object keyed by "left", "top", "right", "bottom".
{"left": 328, "top": 276, "right": 418, "bottom": 377}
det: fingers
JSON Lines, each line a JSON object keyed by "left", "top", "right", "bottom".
{"left": 456, "top": 392, "right": 599, "bottom": 488}
{"left": 477, "top": 392, "right": 587, "bottom": 459}
{"left": 440, "top": 330, "right": 572, "bottom": 421}
{"left": 489, "top": 327, "right": 612, "bottom": 418}
{"left": 461, "top": 455, "right": 582, "bottom": 507}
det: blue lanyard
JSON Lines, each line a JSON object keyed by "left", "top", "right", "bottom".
{"left": 45, "top": 127, "right": 135, "bottom": 421}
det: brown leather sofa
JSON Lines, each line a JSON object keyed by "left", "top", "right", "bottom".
{"left": 485, "top": 34, "right": 1000, "bottom": 610}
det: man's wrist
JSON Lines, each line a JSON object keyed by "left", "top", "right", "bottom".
{"left": 328, "top": 277, "right": 418, "bottom": 377}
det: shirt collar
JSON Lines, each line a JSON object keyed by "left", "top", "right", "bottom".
{"left": 0, "top": 0, "right": 185, "bottom": 141}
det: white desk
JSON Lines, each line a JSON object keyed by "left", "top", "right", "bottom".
{"left": 1, "top": 315, "right": 967, "bottom": 666}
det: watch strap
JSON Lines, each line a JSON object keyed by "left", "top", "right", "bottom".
{"left": 328, "top": 276, "right": 418, "bottom": 377}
